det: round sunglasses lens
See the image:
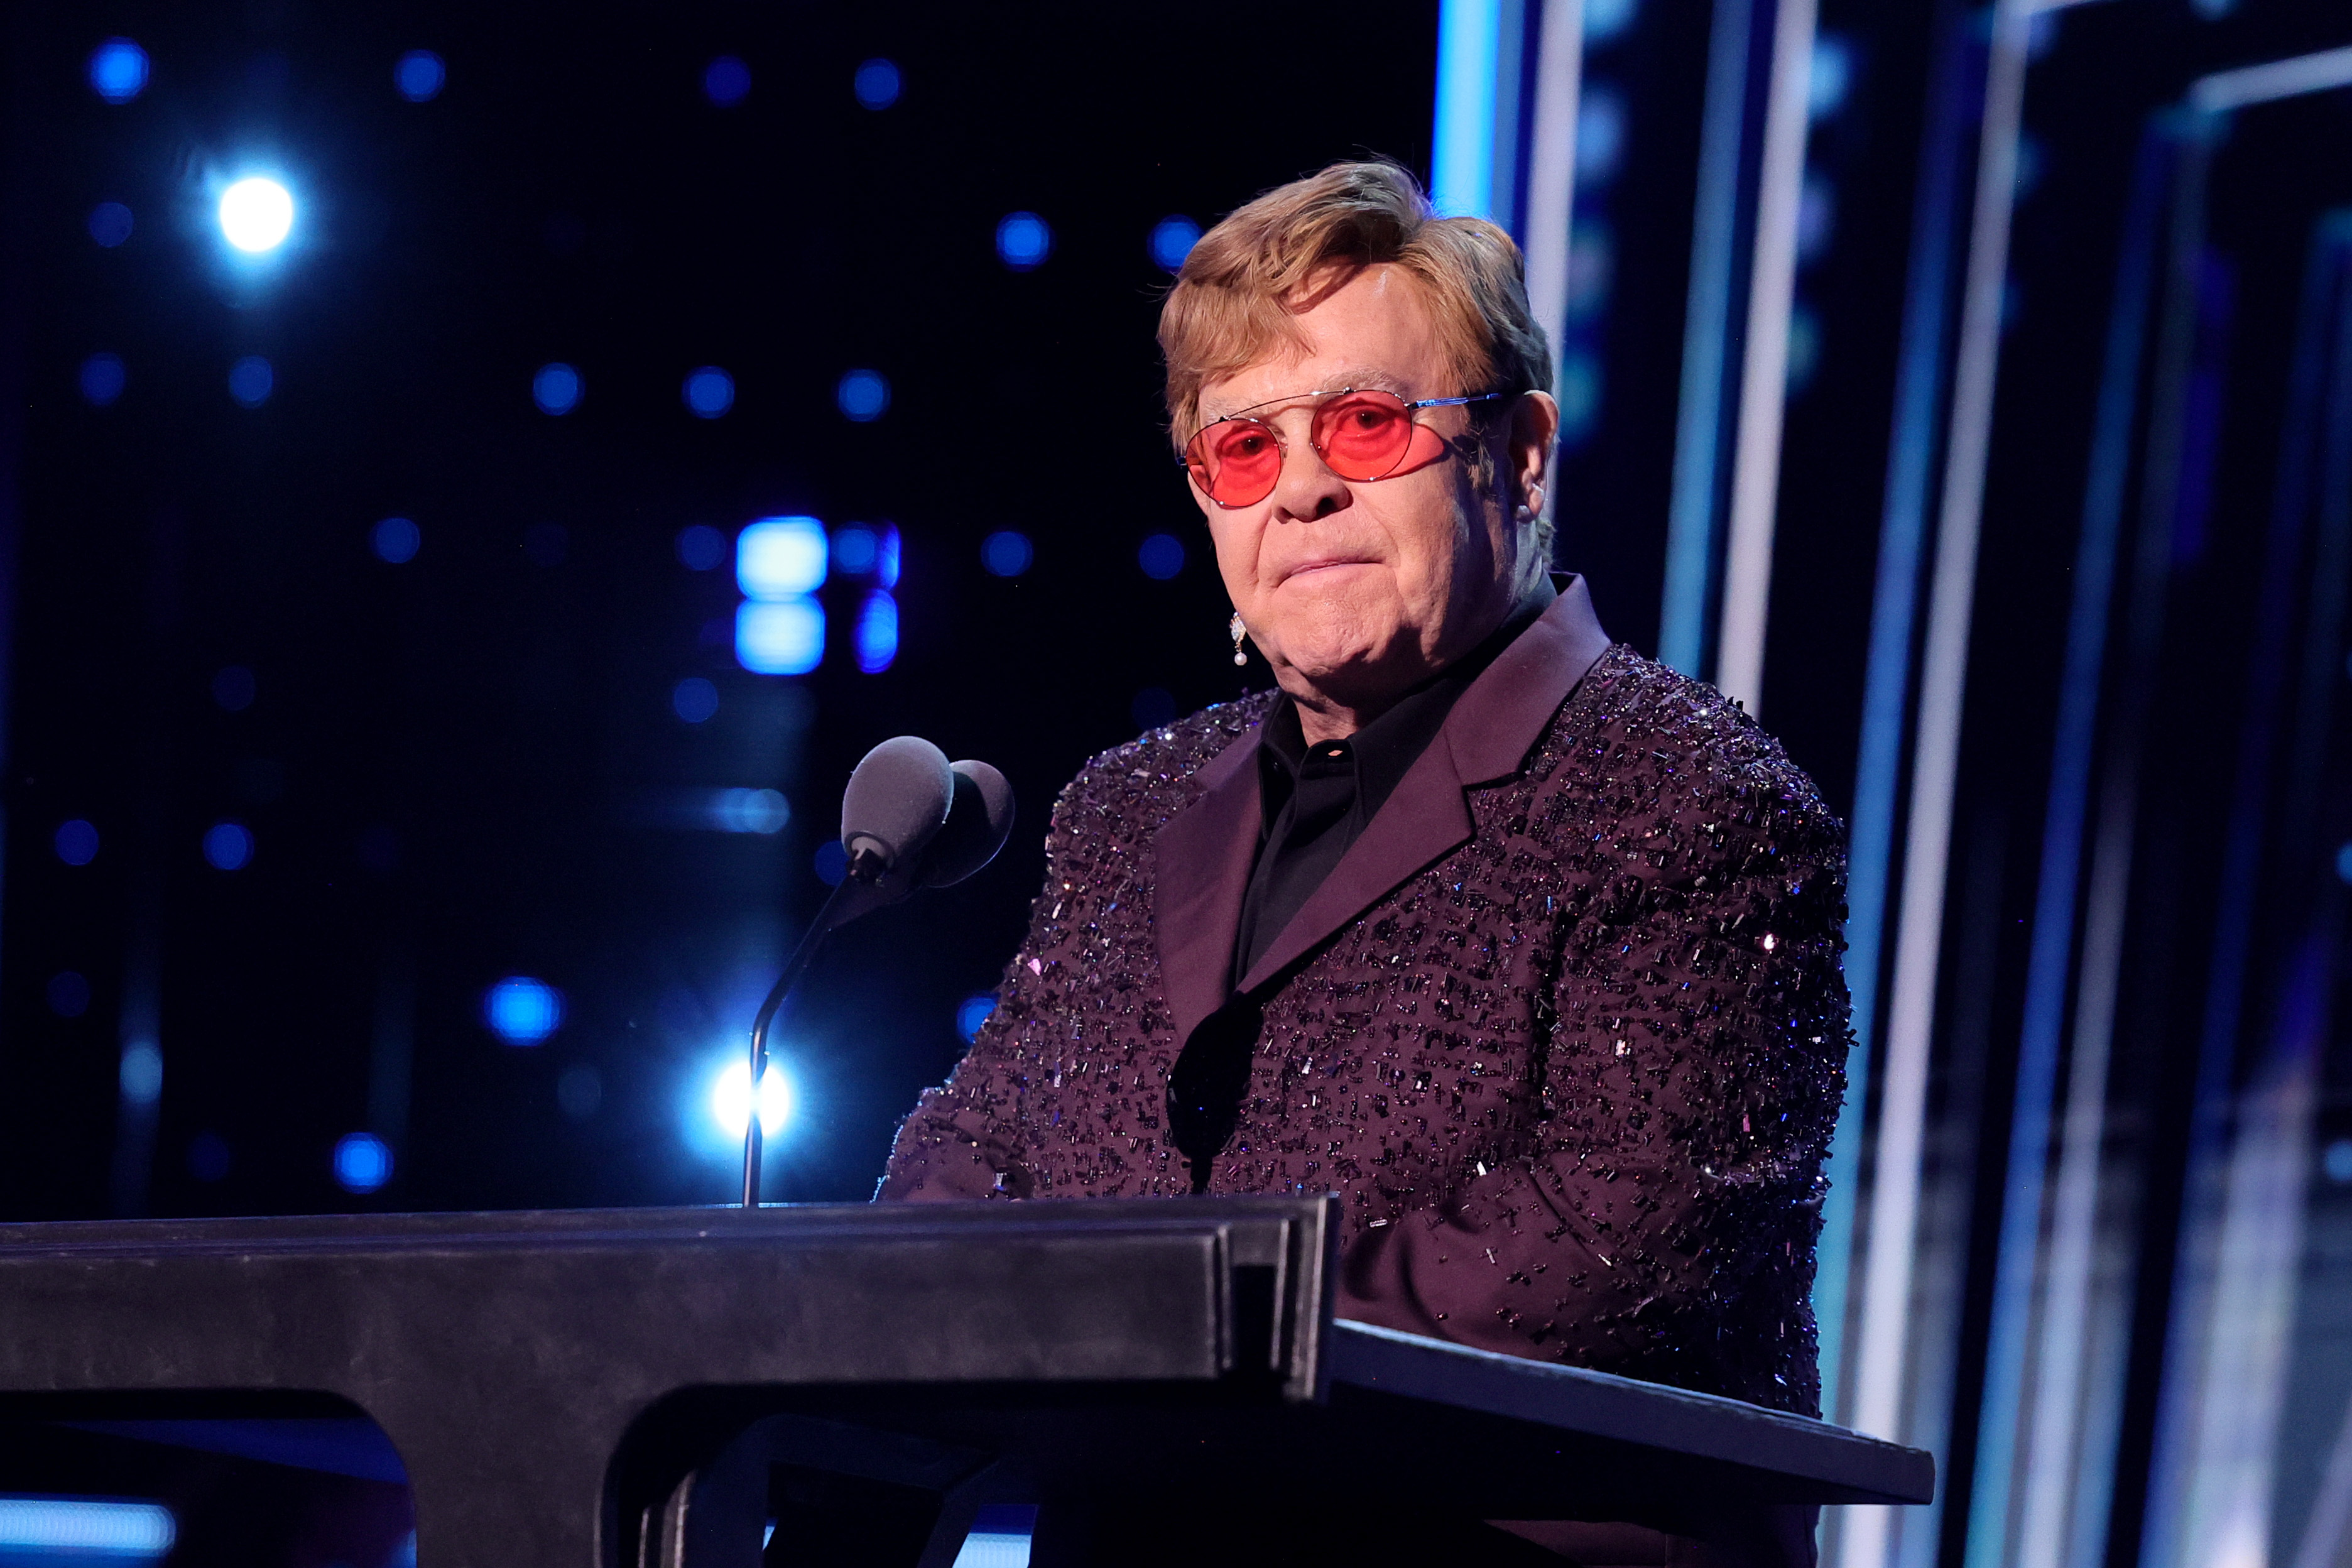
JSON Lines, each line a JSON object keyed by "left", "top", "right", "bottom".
{"left": 1194, "top": 420, "right": 1282, "bottom": 508}
{"left": 1313, "top": 392, "right": 1415, "bottom": 480}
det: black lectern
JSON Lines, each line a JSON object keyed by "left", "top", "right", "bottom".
{"left": 0, "top": 1197, "right": 1930, "bottom": 1567}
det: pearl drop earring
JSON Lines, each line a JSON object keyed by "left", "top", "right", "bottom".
{"left": 1229, "top": 611, "right": 1248, "bottom": 667}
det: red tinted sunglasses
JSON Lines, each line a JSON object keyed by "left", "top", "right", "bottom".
{"left": 1180, "top": 387, "right": 1506, "bottom": 509}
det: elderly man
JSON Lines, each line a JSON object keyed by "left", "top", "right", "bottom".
{"left": 880, "top": 160, "right": 1848, "bottom": 1565}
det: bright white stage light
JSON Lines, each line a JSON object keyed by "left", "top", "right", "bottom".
{"left": 219, "top": 178, "right": 294, "bottom": 253}
{"left": 711, "top": 1059, "right": 792, "bottom": 1140}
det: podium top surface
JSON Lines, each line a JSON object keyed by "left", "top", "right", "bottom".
{"left": 0, "top": 1195, "right": 1932, "bottom": 1567}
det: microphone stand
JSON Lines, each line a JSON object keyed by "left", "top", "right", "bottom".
{"left": 740, "top": 849, "right": 891, "bottom": 1207}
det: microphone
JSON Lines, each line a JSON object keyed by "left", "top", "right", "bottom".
{"left": 739, "top": 739, "right": 1016, "bottom": 1206}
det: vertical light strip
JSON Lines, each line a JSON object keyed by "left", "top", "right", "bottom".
{"left": 1813, "top": 0, "right": 1974, "bottom": 1449}
{"left": 1851, "top": 0, "right": 2032, "bottom": 1465}
{"left": 1659, "top": 0, "right": 1756, "bottom": 675}
{"left": 1433, "top": 0, "right": 1506, "bottom": 220}
{"left": 1711, "top": 0, "right": 1817, "bottom": 716}
{"left": 1969, "top": 114, "right": 2176, "bottom": 1568}
{"left": 1522, "top": 0, "right": 1587, "bottom": 411}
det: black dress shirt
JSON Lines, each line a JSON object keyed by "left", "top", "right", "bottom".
{"left": 1231, "top": 582, "right": 1557, "bottom": 986}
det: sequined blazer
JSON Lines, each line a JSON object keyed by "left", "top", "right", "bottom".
{"left": 878, "top": 578, "right": 1851, "bottom": 1417}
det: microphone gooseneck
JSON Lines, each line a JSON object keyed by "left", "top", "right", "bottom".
{"left": 739, "top": 738, "right": 1011, "bottom": 1207}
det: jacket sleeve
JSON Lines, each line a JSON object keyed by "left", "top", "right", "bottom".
{"left": 1335, "top": 776, "right": 1849, "bottom": 1412}
{"left": 874, "top": 776, "right": 1091, "bottom": 1202}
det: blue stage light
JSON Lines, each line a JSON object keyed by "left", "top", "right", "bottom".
{"left": 710, "top": 1057, "right": 793, "bottom": 1141}
{"left": 485, "top": 976, "right": 564, "bottom": 1044}
{"left": 737, "top": 516, "right": 828, "bottom": 599}
{"left": 1809, "top": 34, "right": 1854, "bottom": 121}
{"left": 80, "top": 353, "right": 126, "bottom": 406}
{"left": 227, "top": 356, "right": 274, "bottom": 408}
{"left": 981, "top": 531, "right": 1033, "bottom": 578}
{"left": 1137, "top": 533, "right": 1185, "bottom": 580}
{"left": 1150, "top": 216, "right": 1200, "bottom": 271}
{"left": 188, "top": 1131, "right": 231, "bottom": 1182}
{"left": 119, "top": 1043, "right": 162, "bottom": 1107}
{"left": 1557, "top": 349, "right": 1603, "bottom": 446}
{"left": 996, "top": 212, "right": 1052, "bottom": 270}
{"left": 836, "top": 369, "right": 890, "bottom": 422}
{"left": 212, "top": 665, "right": 256, "bottom": 712}
{"left": 854, "top": 58, "right": 901, "bottom": 109}
{"left": 831, "top": 526, "right": 878, "bottom": 577}
{"left": 877, "top": 525, "right": 901, "bottom": 588}
{"left": 677, "top": 524, "right": 726, "bottom": 570}
{"left": 372, "top": 516, "right": 421, "bottom": 564}
{"left": 47, "top": 971, "right": 91, "bottom": 1018}
{"left": 55, "top": 819, "right": 99, "bottom": 866}
{"left": 533, "top": 362, "right": 582, "bottom": 415}
{"left": 0, "top": 1496, "right": 174, "bottom": 1555}
{"left": 89, "top": 202, "right": 134, "bottom": 248}
{"left": 203, "top": 822, "right": 254, "bottom": 871}
{"left": 715, "top": 788, "right": 790, "bottom": 834}
{"left": 2338, "top": 841, "right": 2352, "bottom": 885}
{"left": 395, "top": 50, "right": 445, "bottom": 102}
{"left": 219, "top": 178, "right": 293, "bottom": 253}
{"left": 672, "top": 677, "right": 719, "bottom": 723}
{"left": 1584, "top": 0, "right": 1638, "bottom": 42}
{"left": 704, "top": 55, "right": 751, "bottom": 107}
{"left": 1577, "top": 89, "right": 1628, "bottom": 187}
{"left": 735, "top": 600, "right": 824, "bottom": 675}
{"left": 957, "top": 994, "right": 996, "bottom": 1043}
{"left": 334, "top": 1131, "right": 393, "bottom": 1193}
{"left": 856, "top": 591, "right": 898, "bottom": 673}
{"left": 812, "top": 840, "right": 847, "bottom": 886}
{"left": 88, "top": 38, "right": 150, "bottom": 103}
{"left": 683, "top": 366, "right": 735, "bottom": 418}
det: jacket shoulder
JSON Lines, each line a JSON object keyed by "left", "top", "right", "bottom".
{"left": 1555, "top": 648, "right": 1843, "bottom": 858}
{"left": 1048, "top": 690, "right": 1279, "bottom": 829}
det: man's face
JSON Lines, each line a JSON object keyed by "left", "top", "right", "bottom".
{"left": 1189, "top": 265, "right": 1540, "bottom": 717}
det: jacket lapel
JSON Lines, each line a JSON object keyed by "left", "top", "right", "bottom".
{"left": 1233, "top": 575, "right": 1614, "bottom": 994}
{"left": 1152, "top": 725, "right": 1263, "bottom": 1047}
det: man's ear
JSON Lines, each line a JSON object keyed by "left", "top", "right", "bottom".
{"left": 1507, "top": 390, "right": 1561, "bottom": 516}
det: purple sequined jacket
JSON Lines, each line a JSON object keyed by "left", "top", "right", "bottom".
{"left": 879, "top": 579, "right": 1849, "bottom": 1416}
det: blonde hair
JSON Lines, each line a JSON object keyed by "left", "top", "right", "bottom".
{"left": 1157, "top": 160, "right": 1553, "bottom": 456}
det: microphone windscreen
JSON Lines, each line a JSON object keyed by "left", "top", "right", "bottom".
{"left": 839, "top": 736, "right": 955, "bottom": 872}
{"left": 918, "top": 760, "right": 1016, "bottom": 888}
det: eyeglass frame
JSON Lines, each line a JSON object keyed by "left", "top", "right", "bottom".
{"left": 1175, "top": 386, "right": 1513, "bottom": 508}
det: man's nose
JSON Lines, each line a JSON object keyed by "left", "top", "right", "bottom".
{"left": 1270, "top": 430, "right": 1350, "bottom": 522}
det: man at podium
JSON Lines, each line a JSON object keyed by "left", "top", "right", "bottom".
{"left": 881, "top": 160, "right": 1849, "bottom": 1438}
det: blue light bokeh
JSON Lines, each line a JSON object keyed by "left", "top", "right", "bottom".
{"left": 812, "top": 839, "right": 848, "bottom": 886}
{"left": 203, "top": 822, "right": 254, "bottom": 871}
{"left": 996, "top": 212, "right": 1052, "bottom": 270}
{"left": 79, "top": 354, "right": 126, "bottom": 406}
{"left": 227, "top": 356, "right": 274, "bottom": 408}
{"left": 119, "top": 1043, "right": 163, "bottom": 1106}
{"left": 395, "top": 50, "right": 446, "bottom": 101}
{"left": 957, "top": 994, "right": 996, "bottom": 1043}
{"left": 88, "top": 202, "right": 134, "bottom": 248}
{"left": 334, "top": 1131, "right": 393, "bottom": 1193}
{"left": 88, "top": 38, "right": 150, "bottom": 103}
{"left": 836, "top": 369, "right": 890, "bottom": 422}
{"left": 372, "top": 516, "right": 422, "bottom": 564}
{"left": 533, "top": 362, "right": 582, "bottom": 415}
{"left": 831, "top": 526, "right": 879, "bottom": 576}
{"left": 672, "top": 677, "right": 719, "bottom": 723}
{"left": 1137, "top": 533, "right": 1185, "bottom": 580}
{"left": 854, "top": 58, "right": 901, "bottom": 109}
{"left": 856, "top": 590, "right": 898, "bottom": 673}
{"left": 485, "top": 976, "right": 564, "bottom": 1045}
{"left": 737, "top": 516, "right": 828, "bottom": 599}
{"left": 677, "top": 524, "right": 726, "bottom": 570}
{"left": 55, "top": 819, "right": 99, "bottom": 866}
{"left": 981, "top": 531, "right": 1033, "bottom": 578}
{"left": 46, "top": 971, "right": 90, "bottom": 1018}
{"left": 683, "top": 366, "right": 735, "bottom": 418}
{"left": 212, "top": 665, "right": 256, "bottom": 712}
{"left": 704, "top": 55, "right": 751, "bottom": 106}
{"left": 1150, "top": 215, "right": 1200, "bottom": 271}
{"left": 735, "top": 600, "right": 824, "bottom": 675}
